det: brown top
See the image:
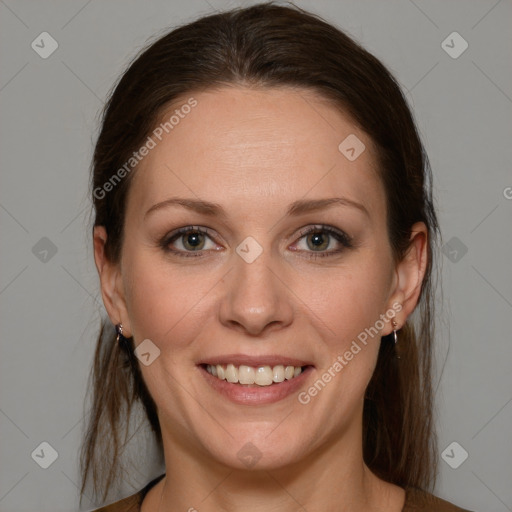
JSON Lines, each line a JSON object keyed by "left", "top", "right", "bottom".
{"left": 93, "top": 474, "right": 474, "bottom": 512}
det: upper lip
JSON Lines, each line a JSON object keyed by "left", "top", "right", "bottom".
{"left": 198, "top": 354, "right": 314, "bottom": 368}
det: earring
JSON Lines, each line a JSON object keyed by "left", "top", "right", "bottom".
{"left": 115, "top": 323, "right": 126, "bottom": 344}
{"left": 392, "top": 320, "right": 400, "bottom": 359}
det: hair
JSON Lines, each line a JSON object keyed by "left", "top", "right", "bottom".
{"left": 81, "top": 1, "right": 440, "bottom": 505}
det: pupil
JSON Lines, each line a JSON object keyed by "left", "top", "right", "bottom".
{"left": 186, "top": 232, "right": 203, "bottom": 248}
{"left": 309, "top": 232, "right": 327, "bottom": 250}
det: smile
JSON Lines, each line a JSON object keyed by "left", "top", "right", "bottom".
{"left": 205, "top": 363, "right": 305, "bottom": 386}
{"left": 197, "top": 353, "right": 315, "bottom": 405}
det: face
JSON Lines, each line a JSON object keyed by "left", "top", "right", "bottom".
{"left": 96, "top": 85, "right": 424, "bottom": 473}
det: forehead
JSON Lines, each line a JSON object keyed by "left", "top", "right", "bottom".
{"left": 128, "top": 86, "right": 384, "bottom": 221}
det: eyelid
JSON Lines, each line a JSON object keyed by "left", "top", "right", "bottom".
{"left": 161, "top": 226, "right": 220, "bottom": 255}
{"left": 294, "top": 224, "right": 352, "bottom": 245}
{"left": 289, "top": 224, "right": 353, "bottom": 256}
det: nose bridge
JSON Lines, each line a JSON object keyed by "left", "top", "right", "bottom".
{"left": 219, "top": 241, "right": 293, "bottom": 334}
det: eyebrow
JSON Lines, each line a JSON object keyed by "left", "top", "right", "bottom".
{"left": 144, "top": 196, "right": 369, "bottom": 220}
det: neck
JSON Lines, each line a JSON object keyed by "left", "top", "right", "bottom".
{"left": 153, "top": 422, "right": 404, "bottom": 512}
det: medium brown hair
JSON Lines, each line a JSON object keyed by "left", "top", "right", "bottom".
{"left": 81, "top": 1, "right": 440, "bottom": 505}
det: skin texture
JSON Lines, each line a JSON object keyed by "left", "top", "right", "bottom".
{"left": 94, "top": 86, "right": 428, "bottom": 511}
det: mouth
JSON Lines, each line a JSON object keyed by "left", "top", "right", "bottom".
{"left": 200, "top": 363, "right": 312, "bottom": 387}
{"left": 197, "top": 360, "right": 315, "bottom": 405}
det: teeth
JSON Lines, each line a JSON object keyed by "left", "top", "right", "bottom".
{"left": 255, "top": 366, "right": 273, "bottom": 386}
{"left": 205, "top": 364, "right": 305, "bottom": 386}
{"left": 238, "top": 365, "right": 255, "bottom": 384}
{"left": 225, "top": 363, "right": 238, "bottom": 383}
{"left": 273, "top": 365, "right": 285, "bottom": 383}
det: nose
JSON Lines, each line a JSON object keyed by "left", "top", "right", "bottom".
{"left": 218, "top": 250, "right": 294, "bottom": 336}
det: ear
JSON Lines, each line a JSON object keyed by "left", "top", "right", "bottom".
{"left": 382, "top": 221, "right": 428, "bottom": 335}
{"left": 93, "top": 226, "right": 132, "bottom": 337}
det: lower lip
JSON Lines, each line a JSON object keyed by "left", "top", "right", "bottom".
{"left": 199, "top": 365, "right": 314, "bottom": 405}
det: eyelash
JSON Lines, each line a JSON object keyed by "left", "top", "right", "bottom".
{"left": 160, "top": 225, "right": 353, "bottom": 259}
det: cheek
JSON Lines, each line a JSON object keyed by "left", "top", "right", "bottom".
{"left": 296, "top": 261, "right": 391, "bottom": 411}
{"left": 122, "top": 251, "right": 217, "bottom": 347}
{"left": 295, "top": 260, "right": 392, "bottom": 347}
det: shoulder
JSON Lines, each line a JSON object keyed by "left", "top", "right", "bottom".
{"left": 92, "top": 492, "right": 142, "bottom": 511}
{"left": 90, "top": 474, "right": 165, "bottom": 512}
{"left": 403, "top": 488, "right": 474, "bottom": 512}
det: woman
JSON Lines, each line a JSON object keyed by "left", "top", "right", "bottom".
{"left": 81, "top": 3, "right": 473, "bottom": 511}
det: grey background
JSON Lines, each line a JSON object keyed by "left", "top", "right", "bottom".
{"left": 0, "top": 0, "right": 511, "bottom": 511}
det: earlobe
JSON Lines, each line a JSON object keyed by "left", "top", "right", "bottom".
{"left": 93, "top": 226, "right": 131, "bottom": 336}
{"left": 385, "top": 222, "right": 428, "bottom": 335}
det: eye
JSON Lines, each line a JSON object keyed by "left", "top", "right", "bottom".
{"left": 291, "top": 225, "right": 352, "bottom": 257}
{"left": 160, "top": 224, "right": 352, "bottom": 259}
{"left": 161, "top": 226, "right": 219, "bottom": 256}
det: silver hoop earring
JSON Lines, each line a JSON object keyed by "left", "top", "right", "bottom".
{"left": 392, "top": 320, "right": 401, "bottom": 359}
{"left": 115, "top": 323, "right": 125, "bottom": 344}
